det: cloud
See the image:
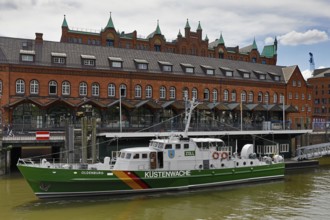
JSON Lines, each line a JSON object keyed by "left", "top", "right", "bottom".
{"left": 278, "top": 29, "right": 329, "bottom": 46}
{"left": 301, "top": 69, "right": 313, "bottom": 80}
{"left": 302, "top": 66, "right": 326, "bottom": 80}
{"left": 0, "top": 1, "right": 18, "bottom": 10}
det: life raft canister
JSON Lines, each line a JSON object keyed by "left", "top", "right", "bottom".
{"left": 212, "top": 152, "right": 219, "bottom": 159}
{"left": 221, "top": 152, "right": 229, "bottom": 160}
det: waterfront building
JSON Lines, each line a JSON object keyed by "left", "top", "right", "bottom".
{"left": 308, "top": 68, "right": 330, "bottom": 127}
{"left": 0, "top": 14, "right": 313, "bottom": 170}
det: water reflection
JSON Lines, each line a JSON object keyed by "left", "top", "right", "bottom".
{"left": 1, "top": 166, "right": 330, "bottom": 220}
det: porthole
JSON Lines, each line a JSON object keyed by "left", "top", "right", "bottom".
{"left": 243, "top": 161, "right": 246, "bottom": 166}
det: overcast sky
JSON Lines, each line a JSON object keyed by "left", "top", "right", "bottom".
{"left": 1, "top": 0, "right": 329, "bottom": 79}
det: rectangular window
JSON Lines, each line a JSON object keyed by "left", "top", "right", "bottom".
{"left": 225, "top": 71, "right": 233, "bottom": 77}
{"left": 274, "top": 76, "right": 280, "bottom": 81}
{"left": 112, "top": 61, "right": 122, "bottom": 68}
{"left": 259, "top": 74, "right": 266, "bottom": 80}
{"left": 162, "top": 65, "right": 172, "bottom": 72}
{"left": 243, "top": 73, "right": 250, "bottom": 78}
{"left": 21, "top": 55, "right": 34, "bottom": 62}
{"left": 138, "top": 63, "right": 148, "bottom": 70}
{"left": 53, "top": 57, "right": 65, "bottom": 64}
{"left": 185, "top": 67, "right": 194, "bottom": 73}
{"left": 109, "top": 57, "right": 123, "bottom": 68}
{"left": 206, "top": 69, "right": 214, "bottom": 75}
{"left": 83, "top": 59, "right": 95, "bottom": 66}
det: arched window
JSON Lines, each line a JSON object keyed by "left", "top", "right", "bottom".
{"left": 223, "top": 90, "right": 229, "bottom": 101}
{"left": 248, "top": 91, "right": 254, "bottom": 103}
{"left": 135, "top": 85, "right": 142, "bottom": 98}
{"left": 62, "top": 81, "right": 70, "bottom": 95}
{"left": 203, "top": 89, "right": 210, "bottom": 100}
{"left": 280, "top": 93, "right": 284, "bottom": 104}
{"left": 264, "top": 92, "right": 269, "bottom": 104}
{"left": 273, "top": 93, "right": 278, "bottom": 104}
{"left": 79, "top": 82, "right": 87, "bottom": 96}
{"left": 119, "top": 84, "right": 127, "bottom": 98}
{"left": 108, "top": 83, "right": 115, "bottom": 97}
{"left": 30, "top": 80, "right": 39, "bottom": 94}
{"left": 192, "top": 88, "right": 197, "bottom": 99}
{"left": 92, "top": 83, "right": 100, "bottom": 96}
{"left": 145, "top": 85, "right": 152, "bottom": 98}
{"left": 231, "top": 90, "right": 236, "bottom": 102}
{"left": 212, "top": 89, "right": 218, "bottom": 102}
{"left": 241, "top": 91, "right": 247, "bottom": 102}
{"left": 160, "top": 86, "right": 166, "bottom": 99}
{"left": 49, "top": 80, "right": 57, "bottom": 95}
{"left": 170, "top": 86, "right": 176, "bottom": 99}
{"left": 258, "top": 92, "right": 263, "bottom": 103}
{"left": 183, "top": 87, "right": 189, "bottom": 99}
{"left": 16, "top": 79, "right": 25, "bottom": 94}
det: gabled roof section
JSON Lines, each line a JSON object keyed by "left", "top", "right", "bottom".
{"left": 105, "top": 12, "right": 115, "bottom": 29}
{"left": 282, "top": 65, "right": 297, "bottom": 83}
{"left": 62, "top": 15, "right": 68, "bottom": 28}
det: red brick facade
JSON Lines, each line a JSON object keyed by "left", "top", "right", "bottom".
{"left": 60, "top": 15, "right": 277, "bottom": 65}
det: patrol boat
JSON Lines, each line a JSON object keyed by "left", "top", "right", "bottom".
{"left": 17, "top": 99, "right": 285, "bottom": 199}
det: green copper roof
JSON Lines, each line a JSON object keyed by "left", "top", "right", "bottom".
{"left": 218, "top": 33, "right": 225, "bottom": 45}
{"left": 105, "top": 12, "right": 115, "bottom": 29}
{"left": 252, "top": 38, "right": 258, "bottom": 50}
{"left": 205, "top": 34, "right": 209, "bottom": 41}
{"left": 155, "top": 20, "right": 162, "bottom": 35}
{"left": 261, "top": 45, "right": 275, "bottom": 58}
{"left": 62, "top": 15, "right": 68, "bottom": 28}
{"left": 197, "top": 21, "right": 202, "bottom": 31}
{"left": 185, "top": 19, "right": 190, "bottom": 29}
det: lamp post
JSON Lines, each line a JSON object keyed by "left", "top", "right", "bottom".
{"left": 119, "top": 88, "right": 125, "bottom": 133}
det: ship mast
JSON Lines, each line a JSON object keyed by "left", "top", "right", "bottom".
{"left": 183, "top": 97, "right": 199, "bottom": 138}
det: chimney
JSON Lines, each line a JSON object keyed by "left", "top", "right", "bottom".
{"left": 35, "top": 33, "right": 43, "bottom": 44}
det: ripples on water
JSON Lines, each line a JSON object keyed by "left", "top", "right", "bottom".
{"left": 1, "top": 166, "right": 330, "bottom": 220}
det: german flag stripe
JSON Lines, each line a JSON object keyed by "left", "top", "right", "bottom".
{"left": 113, "top": 171, "right": 149, "bottom": 190}
{"left": 124, "top": 171, "right": 150, "bottom": 189}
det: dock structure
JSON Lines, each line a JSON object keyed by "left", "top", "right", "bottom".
{"left": 296, "top": 142, "right": 330, "bottom": 161}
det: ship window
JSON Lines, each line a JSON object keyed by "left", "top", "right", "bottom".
{"left": 221, "top": 163, "right": 225, "bottom": 167}
{"left": 196, "top": 142, "right": 202, "bottom": 148}
{"left": 243, "top": 162, "right": 246, "bottom": 166}
{"left": 121, "top": 153, "right": 125, "bottom": 158}
{"left": 125, "top": 153, "right": 131, "bottom": 159}
{"left": 184, "top": 144, "right": 189, "bottom": 149}
{"left": 165, "top": 144, "right": 172, "bottom": 149}
{"left": 236, "top": 162, "right": 239, "bottom": 166}
{"left": 176, "top": 144, "right": 181, "bottom": 149}
{"left": 250, "top": 161, "right": 253, "bottom": 165}
{"left": 142, "top": 153, "right": 148, "bottom": 159}
{"left": 133, "top": 154, "right": 140, "bottom": 159}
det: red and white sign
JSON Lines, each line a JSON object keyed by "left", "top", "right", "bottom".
{"left": 36, "top": 131, "right": 50, "bottom": 140}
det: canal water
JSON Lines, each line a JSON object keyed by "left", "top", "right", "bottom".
{"left": 1, "top": 166, "right": 330, "bottom": 220}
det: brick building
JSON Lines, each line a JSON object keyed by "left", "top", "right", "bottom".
{"left": 60, "top": 14, "right": 278, "bottom": 65}
{"left": 308, "top": 68, "right": 330, "bottom": 127}
{"left": 0, "top": 15, "right": 312, "bottom": 133}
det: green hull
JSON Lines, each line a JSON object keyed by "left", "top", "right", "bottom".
{"left": 17, "top": 163, "right": 284, "bottom": 199}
